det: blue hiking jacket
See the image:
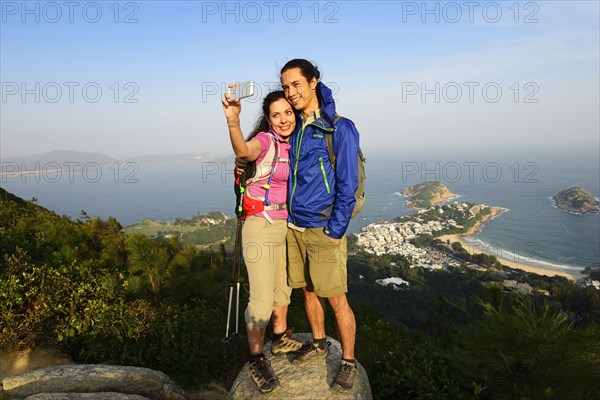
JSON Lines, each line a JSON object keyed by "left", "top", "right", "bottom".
{"left": 287, "top": 82, "right": 360, "bottom": 239}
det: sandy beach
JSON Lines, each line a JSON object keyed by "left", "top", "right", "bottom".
{"left": 437, "top": 206, "right": 584, "bottom": 281}
{"left": 438, "top": 234, "right": 584, "bottom": 281}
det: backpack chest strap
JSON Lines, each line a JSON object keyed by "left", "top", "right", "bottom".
{"left": 264, "top": 203, "right": 287, "bottom": 211}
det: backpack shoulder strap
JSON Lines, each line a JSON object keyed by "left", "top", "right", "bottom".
{"left": 325, "top": 114, "right": 343, "bottom": 169}
{"left": 247, "top": 132, "right": 278, "bottom": 185}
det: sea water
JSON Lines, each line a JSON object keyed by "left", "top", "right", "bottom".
{"left": 2, "top": 150, "right": 598, "bottom": 271}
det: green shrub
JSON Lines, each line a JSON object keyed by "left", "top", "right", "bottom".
{"left": 357, "top": 315, "right": 471, "bottom": 400}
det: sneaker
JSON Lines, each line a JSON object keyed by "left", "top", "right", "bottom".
{"left": 271, "top": 329, "right": 304, "bottom": 355}
{"left": 291, "top": 340, "right": 330, "bottom": 366}
{"left": 332, "top": 360, "right": 358, "bottom": 391}
{"left": 248, "top": 356, "right": 281, "bottom": 394}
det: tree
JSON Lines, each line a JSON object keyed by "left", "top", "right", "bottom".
{"left": 125, "top": 234, "right": 175, "bottom": 296}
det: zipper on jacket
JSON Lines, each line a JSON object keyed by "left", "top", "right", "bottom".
{"left": 289, "top": 124, "right": 307, "bottom": 224}
{"left": 318, "top": 157, "right": 331, "bottom": 194}
{"left": 289, "top": 120, "right": 334, "bottom": 223}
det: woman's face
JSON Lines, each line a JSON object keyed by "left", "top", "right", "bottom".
{"left": 268, "top": 98, "right": 296, "bottom": 138}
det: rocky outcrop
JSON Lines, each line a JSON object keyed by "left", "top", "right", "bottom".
{"left": 553, "top": 187, "right": 599, "bottom": 214}
{"left": 403, "top": 182, "right": 456, "bottom": 209}
{"left": 1, "top": 365, "right": 188, "bottom": 400}
{"left": 228, "top": 333, "right": 372, "bottom": 400}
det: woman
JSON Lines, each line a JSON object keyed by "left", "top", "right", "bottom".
{"left": 222, "top": 88, "right": 303, "bottom": 393}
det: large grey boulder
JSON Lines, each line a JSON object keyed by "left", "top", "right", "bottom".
{"left": 228, "top": 333, "right": 372, "bottom": 400}
{"left": 1, "top": 365, "right": 188, "bottom": 400}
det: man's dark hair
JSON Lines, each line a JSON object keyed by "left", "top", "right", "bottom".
{"left": 281, "top": 59, "right": 320, "bottom": 82}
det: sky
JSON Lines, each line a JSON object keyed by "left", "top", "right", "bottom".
{"left": 0, "top": 0, "right": 599, "bottom": 159}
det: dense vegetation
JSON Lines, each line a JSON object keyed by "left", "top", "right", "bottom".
{"left": 1, "top": 187, "right": 599, "bottom": 398}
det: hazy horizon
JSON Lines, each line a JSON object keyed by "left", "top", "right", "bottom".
{"left": 2, "top": 145, "right": 600, "bottom": 164}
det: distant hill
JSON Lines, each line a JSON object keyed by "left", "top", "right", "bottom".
{"left": 2, "top": 149, "right": 118, "bottom": 166}
{"left": 402, "top": 181, "right": 456, "bottom": 209}
{"left": 123, "top": 152, "right": 222, "bottom": 164}
{"left": 1, "top": 150, "right": 229, "bottom": 177}
{"left": 123, "top": 212, "right": 236, "bottom": 251}
{"left": 553, "top": 187, "right": 599, "bottom": 214}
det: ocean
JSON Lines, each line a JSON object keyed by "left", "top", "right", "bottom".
{"left": 2, "top": 150, "right": 599, "bottom": 272}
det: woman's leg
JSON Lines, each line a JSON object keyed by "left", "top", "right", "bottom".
{"left": 271, "top": 220, "right": 292, "bottom": 335}
{"left": 247, "top": 325, "right": 266, "bottom": 355}
{"left": 242, "top": 216, "right": 276, "bottom": 355}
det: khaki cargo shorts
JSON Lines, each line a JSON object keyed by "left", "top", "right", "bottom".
{"left": 286, "top": 227, "right": 347, "bottom": 298}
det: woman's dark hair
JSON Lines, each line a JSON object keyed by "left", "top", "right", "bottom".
{"left": 246, "top": 90, "right": 289, "bottom": 140}
{"left": 280, "top": 59, "right": 320, "bottom": 83}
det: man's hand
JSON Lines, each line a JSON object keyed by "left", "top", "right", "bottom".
{"left": 328, "top": 237, "right": 340, "bottom": 246}
{"left": 235, "top": 157, "right": 248, "bottom": 170}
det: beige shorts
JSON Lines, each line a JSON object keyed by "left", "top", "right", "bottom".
{"left": 286, "top": 227, "right": 348, "bottom": 298}
{"left": 242, "top": 216, "right": 291, "bottom": 329}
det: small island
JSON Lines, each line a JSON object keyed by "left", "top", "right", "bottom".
{"left": 553, "top": 187, "right": 599, "bottom": 214}
{"left": 403, "top": 181, "right": 456, "bottom": 209}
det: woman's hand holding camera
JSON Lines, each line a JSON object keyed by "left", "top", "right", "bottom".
{"left": 222, "top": 82, "right": 241, "bottom": 128}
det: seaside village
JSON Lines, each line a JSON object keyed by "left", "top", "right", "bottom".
{"left": 354, "top": 202, "right": 600, "bottom": 293}
{"left": 356, "top": 202, "right": 478, "bottom": 260}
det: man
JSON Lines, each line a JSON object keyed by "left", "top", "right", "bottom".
{"left": 280, "top": 59, "right": 360, "bottom": 391}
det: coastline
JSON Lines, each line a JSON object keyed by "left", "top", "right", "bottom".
{"left": 438, "top": 208, "right": 584, "bottom": 281}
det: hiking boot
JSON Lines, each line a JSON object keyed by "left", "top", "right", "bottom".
{"left": 291, "top": 341, "right": 330, "bottom": 366}
{"left": 332, "top": 360, "right": 358, "bottom": 391}
{"left": 271, "top": 329, "right": 304, "bottom": 355}
{"left": 248, "top": 356, "right": 281, "bottom": 394}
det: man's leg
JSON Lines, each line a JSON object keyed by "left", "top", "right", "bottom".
{"left": 290, "top": 288, "right": 330, "bottom": 366}
{"left": 270, "top": 305, "right": 288, "bottom": 335}
{"left": 287, "top": 228, "right": 330, "bottom": 365}
{"left": 271, "top": 305, "right": 303, "bottom": 354}
{"left": 303, "top": 287, "right": 326, "bottom": 339}
{"left": 307, "top": 229, "right": 358, "bottom": 390}
{"left": 328, "top": 293, "right": 356, "bottom": 360}
{"left": 287, "top": 227, "right": 323, "bottom": 338}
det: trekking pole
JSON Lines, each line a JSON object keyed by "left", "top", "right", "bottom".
{"left": 225, "top": 214, "right": 243, "bottom": 340}
{"left": 225, "top": 286, "right": 233, "bottom": 338}
{"left": 233, "top": 215, "right": 243, "bottom": 335}
{"left": 225, "top": 162, "right": 247, "bottom": 341}
{"left": 235, "top": 280, "right": 240, "bottom": 334}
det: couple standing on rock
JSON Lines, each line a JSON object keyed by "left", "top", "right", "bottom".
{"left": 221, "top": 58, "right": 361, "bottom": 394}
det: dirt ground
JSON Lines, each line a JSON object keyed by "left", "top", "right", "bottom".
{"left": 0, "top": 347, "right": 74, "bottom": 380}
